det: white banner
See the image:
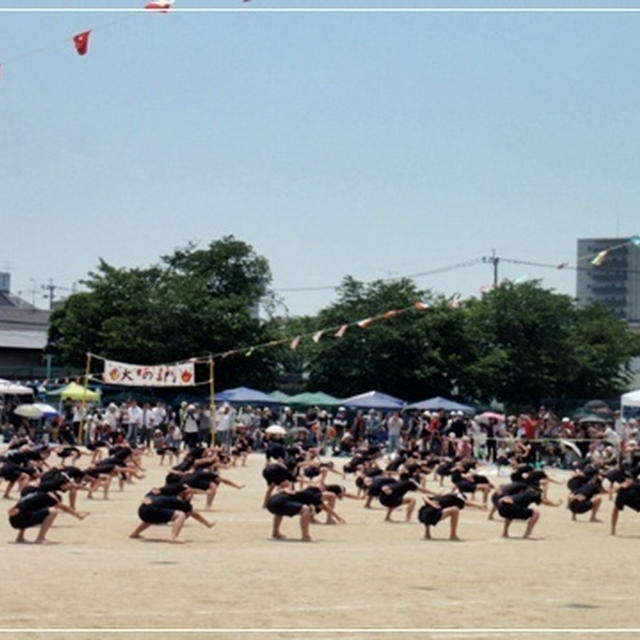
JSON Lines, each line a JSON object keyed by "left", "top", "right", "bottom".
{"left": 103, "top": 359, "right": 195, "bottom": 387}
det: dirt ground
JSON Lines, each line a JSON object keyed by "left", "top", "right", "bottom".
{"left": 2, "top": 451, "right": 640, "bottom": 640}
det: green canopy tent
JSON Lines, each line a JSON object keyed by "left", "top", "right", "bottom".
{"left": 269, "top": 390, "right": 294, "bottom": 403}
{"left": 288, "top": 391, "right": 343, "bottom": 408}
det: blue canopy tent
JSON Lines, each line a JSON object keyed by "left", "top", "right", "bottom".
{"left": 406, "top": 396, "right": 475, "bottom": 413}
{"left": 215, "top": 386, "right": 283, "bottom": 405}
{"left": 341, "top": 390, "right": 405, "bottom": 411}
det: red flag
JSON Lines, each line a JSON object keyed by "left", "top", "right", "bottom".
{"left": 447, "top": 294, "right": 461, "bottom": 309}
{"left": 413, "top": 301, "right": 428, "bottom": 311}
{"left": 384, "top": 309, "right": 400, "bottom": 319}
{"left": 73, "top": 31, "right": 91, "bottom": 56}
{"left": 556, "top": 262, "right": 568, "bottom": 270}
{"left": 290, "top": 336, "right": 301, "bottom": 350}
{"left": 335, "top": 324, "right": 348, "bottom": 339}
{"left": 145, "top": 0, "right": 174, "bottom": 12}
{"left": 357, "top": 317, "right": 374, "bottom": 329}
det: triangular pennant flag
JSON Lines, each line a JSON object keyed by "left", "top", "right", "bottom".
{"left": 145, "top": 0, "right": 174, "bottom": 11}
{"left": 73, "top": 31, "right": 91, "bottom": 56}
{"left": 334, "top": 324, "right": 348, "bottom": 338}
{"left": 447, "top": 294, "right": 461, "bottom": 309}
{"left": 268, "top": 341, "right": 279, "bottom": 347}
{"left": 479, "top": 284, "right": 494, "bottom": 294}
{"left": 591, "top": 250, "right": 608, "bottom": 266}
{"left": 384, "top": 309, "right": 400, "bottom": 319}
{"left": 245, "top": 347, "right": 255, "bottom": 357}
{"left": 221, "top": 350, "right": 235, "bottom": 359}
{"left": 312, "top": 330, "right": 324, "bottom": 344}
{"left": 290, "top": 336, "right": 301, "bottom": 350}
{"left": 413, "top": 301, "right": 428, "bottom": 311}
{"left": 357, "top": 317, "right": 374, "bottom": 329}
{"left": 631, "top": 235, "right": 640, "bottom": 247}
{"left": 556, "top": 262, "right": 568, "bottom": 270}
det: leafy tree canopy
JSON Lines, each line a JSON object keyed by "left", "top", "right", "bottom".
{"left": 47, "top": 236, "right": 277, "bottom": 389}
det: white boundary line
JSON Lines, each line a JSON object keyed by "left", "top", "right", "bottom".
{"left": 1, "top": 629, "right": 640, "bottom": 634}
{"left": 3, "top": 6, "right": 640, "bottom": 12}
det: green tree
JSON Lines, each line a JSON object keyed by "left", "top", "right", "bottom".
{"left": 305, "top": 277, "right": 475, "bottom": 400}
{"left": 47, "top": 236, "right": 278, "bottom": 389}
{"left": 562, "top": 303, "right": 640, "bottom": 399}
{"left": 464, "top": 281, "right": 640, "bottom": 409}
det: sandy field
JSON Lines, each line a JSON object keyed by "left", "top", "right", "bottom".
{"left": 1, "top": 451, "right": 640, "bottom": 640}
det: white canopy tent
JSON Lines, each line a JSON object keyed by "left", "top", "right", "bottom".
{"left": 0, "top": 379, "right": 34, "bottom": 395}
{"left": 621, "top": 389, "right": 640, "bottom": 412}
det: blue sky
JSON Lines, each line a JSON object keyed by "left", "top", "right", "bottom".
{"left": 2, "top": 1, "right": 639, "bottom": 315}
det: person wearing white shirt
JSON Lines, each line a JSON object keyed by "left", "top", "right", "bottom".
{"left": 127, "top": 400, "right": 143, "bottom": 445}
{"left": 216, "top": 404, "right": 234, "bottom": 450}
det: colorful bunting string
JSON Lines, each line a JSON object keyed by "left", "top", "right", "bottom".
{"left": 334, "top": 324, "right": 348, "bottom": 339}
{"left": 144, "top": 0, "right": 175, "bottom": 12}
{"left": 591, "top": 250, "right": 609, "bottom": 267}
{"left": 72, "top": 31, "right": 91, "bottom": 56}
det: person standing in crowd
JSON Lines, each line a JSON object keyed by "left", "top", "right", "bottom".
{"left": 352, "top": 411, "right": 365, "bottom": 443}
{"left": 216, "top": 403, "right": 234, "bottom": 450}
{"left": 71, "top": 402, "right": 85, "bottom": 442}
{"left": 141, "top": 403, "right": 153, "bottom": 448}
{"left": 386, "top": 411, "right": 404, "bottom": 454}
{"left": 151, "top": 402, "right": 168, "bottom": 436}
{"left": 182, "top": 404, "right": 200, "bottom": 449}
{"left": 198, "top": 406, "right": 212, "bottom": 447}
{"left": 127, "top": 400, "right": 143, "bottom": 445}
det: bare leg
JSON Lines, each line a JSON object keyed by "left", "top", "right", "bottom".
{"left": 272, "top": 515, "right": 285, "bottom": 539}
{"left": 169, "top": 511, "right": 187, "bottom": 542}
{"left": 405, "top": 497, "right": 416, "bottom": 523}
{"left": 611, "top": 505, "right": 620, "bottom": 535}
{"left": 189, "top": 511, "right": 215, "bottom": 528}
{"left": 263, "top": 485, "right": 275, "bottom": 509}
{"left": 384, "top": 507, "right": 394, "bottom": 522}
{"left": 300, "top": 505, "right": 312, "bottom": 541}
{"left": 15, "top": 529, "right": 26, "bottom": 543}
{"left": 34, "top": 509, "right": 58, "bottom": 544}
{"left": 205, "top": 485, "right": 218, "bottom": 509}
{"left": 523, "top": 509, "right": 540, "bottom": 539}
{"left": 324, "top": 494, "right": 337, "bottom": 524}
{"left": 3, "top": 480, "right": 16, "bottom": 499}
{"left": 423, "top": 525, "right": 431, "bottom": 539}
{"left": 502, "top": 519, "right": 512, "bottom": 538}
{"left": 590, "top": 496, "right": 603, "bottom": 522}
{"left": 129, "top": 522, "right": 152, "bottom": 539}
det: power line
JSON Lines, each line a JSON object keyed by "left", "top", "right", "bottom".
{"left": 273, "top": 258, "right": 484, "bottom": 293}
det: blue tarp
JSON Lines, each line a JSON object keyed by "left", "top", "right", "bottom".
{"left": 215, "top": 386, "right": 282, "bottom": 405}
{"left": 341, "top": 390, "right": 405, "bottom": 410}
{"left": 406, "top": 396, "right": 475, "bottom": 413}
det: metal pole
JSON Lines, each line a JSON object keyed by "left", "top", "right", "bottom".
{"left": 79, "top": 352, "right": 92, "bottom": 444}
{"left": 209, "top": 357, "right": 216, "bottom": 446}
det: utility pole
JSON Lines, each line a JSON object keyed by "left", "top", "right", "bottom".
{"left": 42, "top": 279, "right": 57, "bottom": 310}
{"left": 482, "top": 250, "right": 500, "bottom": 287}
